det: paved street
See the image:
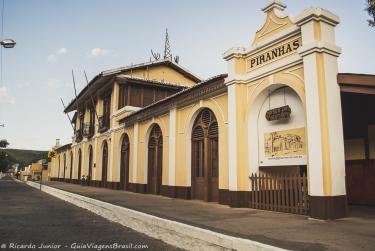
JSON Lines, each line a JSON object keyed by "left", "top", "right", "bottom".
{"left": 45, "top": 181, "right": 375, "bottom": 251}
{"left": 0, "top": 176, "right": 181, "bottom": 251}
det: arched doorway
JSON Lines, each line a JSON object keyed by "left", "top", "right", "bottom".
{"left": 191, "top": 109, "right": 219, "bottom": 202}
{"left": 102, "top": 141, "right": 108, "bottom": 187}
{"left": 249, "top": 86, "right": 307, "bottom": 176}
{"left": 147, "top": 125, "right": 163, "bottom": 194}
{"left": 63, "top": 154, "right": 66, "bottom": 181}
{"left": 120, "top": 134, "right": 130, "bottom": 190}
{"left": 69, "top": 152, "right": 73, "bottom": 182}
{"left": 58, "top": 156, "right": 61, "bottom": 180}
{"left": 77, "top": 149, "right": 82, "bottom": 181}
{"left": 88, "top": 145, "right": 93, "bottom": 185}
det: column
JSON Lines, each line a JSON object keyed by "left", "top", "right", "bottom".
{"left": 132, "top": 122, "right": 139, "bottom": 183}
{"left": 168, "top": 108, "right": 176, "bottom": 186}
{"left": 296, "top": 8, "right": 347, "bottom": 219}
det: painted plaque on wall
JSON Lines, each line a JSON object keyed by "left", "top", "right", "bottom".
{"left": 261, "top": 127, "right": 306, "bottom": 166}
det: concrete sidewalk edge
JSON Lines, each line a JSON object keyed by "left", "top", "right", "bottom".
{"left": 25, "top": 181, "right": 288, "bottom": 251}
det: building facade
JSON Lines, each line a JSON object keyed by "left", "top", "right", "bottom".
{"left": 49, "top": 2, "right": 375, "bottom": 219}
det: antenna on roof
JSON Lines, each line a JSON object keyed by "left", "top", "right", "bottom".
{"left": 151, "top": 49, "right": 160, "bottom": 61}
{"left": 164, "top": 28, "right": 172, "bottom": 60}
{"left": 150, "top": 28, "right": 180, "bottom": 64}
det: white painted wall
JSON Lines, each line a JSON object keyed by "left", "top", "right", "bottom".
{"left": 257, "top": 87, "right": 306, "bottom": 167}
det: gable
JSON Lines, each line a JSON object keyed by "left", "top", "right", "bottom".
{"left": 127, "top": 65, "right": 198, "bottom": 87}
{"left": 252, "top": 1, "right": 295, "bottom": 47}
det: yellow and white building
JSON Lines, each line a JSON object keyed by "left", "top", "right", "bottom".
{"left": 49, "top": 1, "right": 375, "bottom": 219}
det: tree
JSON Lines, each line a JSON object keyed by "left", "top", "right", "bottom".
{"left": 0, "top": 139, "right": 10, "bottom": 172}
{"left": 366, "top": 0, "right": 375, "bottom": 27}
{"left": 0, "top": 139, "right": 9, "bottom": 148}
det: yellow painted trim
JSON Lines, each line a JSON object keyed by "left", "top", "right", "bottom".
{"left": 313, "top": 21, "right": 322, "bottom": 41}
{"left": 316, "top": 52, "right": 332, "bottom": 196}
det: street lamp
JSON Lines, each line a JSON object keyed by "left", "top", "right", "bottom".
{"left": 0, "top": 39, "right": 16, "bottom": 48}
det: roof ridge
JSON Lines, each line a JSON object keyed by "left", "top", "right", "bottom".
{"left": 116, "top": 74, "right": 189, "bottom": 88}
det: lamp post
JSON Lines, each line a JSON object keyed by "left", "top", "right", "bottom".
{"left": 0, "top": 39, "right": 16, "bottom": 48}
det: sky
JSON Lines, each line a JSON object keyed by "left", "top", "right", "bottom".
{"left": 0, "top": 0, "right": 374, "bottom": 151}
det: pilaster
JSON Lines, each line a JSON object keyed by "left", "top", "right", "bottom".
{"left": 168, "top": 108, "right": 176, "bottom": 186}
{"left": 296, "top": 8, "right": 347, "bottom": 219}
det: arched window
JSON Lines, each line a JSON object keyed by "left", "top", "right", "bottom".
{"left": 120, "top": 134, "right": 130, "bottom": 190}
{"left": 191, "top": 109, "right": 219, "bottom": 202}
{"left": 69, "top": 152, "right": 73, "bottom": 181}
{"left": 147, "top": 125, "right": 163, "bottom": 195}
{"left": 78, "top": 149, "right": 82, "bottom": 181}
{"left": 101, "top": 141, "right": 108, "bottom": 187}
{"left": 88, "top": 145, "right": 93, "bottom": 185}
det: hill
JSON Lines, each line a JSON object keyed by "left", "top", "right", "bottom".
{"left": 2, "top": 148, "right": 48, "bottom": 167}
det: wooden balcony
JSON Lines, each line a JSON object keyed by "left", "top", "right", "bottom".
{"left": 98, "top": 115, "right": 110, "bottom": 133}
{"left": 75, "top": 129, "right": 83, "bottom": 143}
{"left": 83, "top": 123, "right": 94, "bottom": 138}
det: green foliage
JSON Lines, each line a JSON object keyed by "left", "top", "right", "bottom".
{"left": 0, "top": 151, "right": 11, "bottom": 172}
{"left": 0, "top": 149, "right": 48, "bottom": 172}
{"left": 366, "top": 0, "right": 375, "bottom": 27}
{"left": 0, "top": 139, "right": 9, "bottom": 148}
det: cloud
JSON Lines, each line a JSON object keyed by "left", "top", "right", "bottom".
{"left": 0, "top": 86, "right": 16, "bottom": 104}
{"left": 47, "top": 54, "right": 57, "bottom": 63}
{"left": 57, "top": 47, "right": 67, "bottom": 54}
{"left": 88, "top": 47, "right": 108, "bottom": 58}
{"left": 47, "top": 47, "right": 68, "bottom": 63}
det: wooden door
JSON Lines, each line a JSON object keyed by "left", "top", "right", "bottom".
{"left": 192, "top": 138, "right": 206, "bottom": 200}
{"left": 147, "top": 125, "right": 163, "bottom": 195}
{"left": 346, "top": 160, "right": 375, "bottom": 205}
{"left": 70, "top": 153, "right": 73, "bottom": 181}
{"left": 120, "top": 135, "right": 130, "bottom": 190}
{"left": 88, "top": 146, "right": 93, "bottom": 185}
{"left": 102, "top": 142, "right": 108, "bottom": 187}
{"left": 208, "top": 136, "right": 219, "bottom": 202}
{"left": 191, "top": 109, "right": 219, "bottom": 202}
{"left": 63, "top": 154, "right": 66, "bottom": 180}
{"left": 78, "top": 150, "right": 82, "bottom": 181}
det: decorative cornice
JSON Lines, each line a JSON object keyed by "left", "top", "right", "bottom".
{"left": 297, "top": 41, "right": 341, "bottom": 57}
{"left": 262, "top": 1, "right": 286, "bottom": 13}
{"left": 295, "top": 7, "right": 340, "bottom": 27}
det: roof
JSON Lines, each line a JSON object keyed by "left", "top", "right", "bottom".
{"left": 338, "top": 73, "right": 375, "bottom": 95}
{"left": 64, "top": 59, "right": 201, "bottom": 113}
{"left": 119, "top": 74, "right": 228, "bottom": 125}
{"left": 116, "top": 75, "right": 188, "bottom": 90}
{"left": 54, "top": 143, "right": 72, "bottom": 153}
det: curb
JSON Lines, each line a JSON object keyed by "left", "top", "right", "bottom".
{"left": 26, "top": 181, "right": 288, "bottom": 251}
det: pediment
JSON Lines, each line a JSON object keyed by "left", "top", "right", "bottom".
{"left": 252, "top": 1, "right": 295, "bottom": 47}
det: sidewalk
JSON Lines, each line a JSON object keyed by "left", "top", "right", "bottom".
{"left": 43, "top": 181, "right": 375, "bottom": 251}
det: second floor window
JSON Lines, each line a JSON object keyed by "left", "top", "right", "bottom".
{"left": 90, "top": 108, "right": 95, "bottom": 126}
{"left": 103, "top": 96, "right": 111, "bottom": 118}
{"left": 118, "top": 83, "right": 177, "bottom": 109}
{"left": 119, "top": 85, "right": 127, "bottom": 109}
{"left": 79, "top": 112, "right": 84, "bottom": 131}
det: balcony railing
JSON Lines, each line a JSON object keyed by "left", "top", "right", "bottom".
{"left": 98, "top": 115, "right": 110, "bottom": 133}
{"left": 75, "top": 129, "right": 83, "bottom": 142}
{"left": 82, "top": 123, "right": 94, "bottom": 138}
